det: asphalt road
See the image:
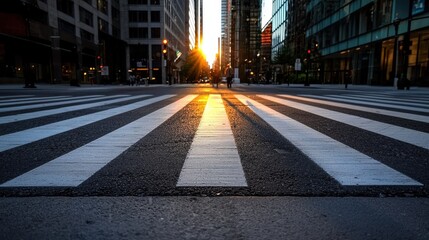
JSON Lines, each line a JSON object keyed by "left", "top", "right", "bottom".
{"left": 0, "top": 83, "right": 428, "bottom": 239}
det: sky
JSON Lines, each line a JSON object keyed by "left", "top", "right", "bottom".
{"left": 202, "top": 0, "right": 221, "bottom": 66}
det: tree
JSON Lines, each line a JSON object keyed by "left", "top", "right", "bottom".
{"left": 273, "top": 45, "right": 295, "bottom": 66}
{"left": 181, "top": 48, "right": 207, "bottom": 83}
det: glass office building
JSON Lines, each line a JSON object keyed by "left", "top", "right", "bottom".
{"left": 271, "top": 0, "right": 288, "bottom": 60}
{"left": 307, "top": 0, "right": 429, "bottom": 86}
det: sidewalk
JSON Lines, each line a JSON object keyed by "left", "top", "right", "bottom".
{"left": 0, "top": 82, "right": 428, "bottom": 92}
{"left": 239, "top": 83, "right": 429, "bottom": 92}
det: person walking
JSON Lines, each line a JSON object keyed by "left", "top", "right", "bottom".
{"left": 344, "top": 69, "right": 352, "bottom": 89}
{"left": 225, "top": 64, "right": 233, "bottom": 88}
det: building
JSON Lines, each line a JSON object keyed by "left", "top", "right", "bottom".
{"left": 231, "top": 0, "right": 261, "bottom": 83}
{"left": 306, "top": 0, "right": 429, "bottom": 87}
{"left": 261, "top": 22, "right": 272, "bottom": 78}
{"left": 271, "top": 0, "right": 288, "bottom": 60}
{"left": 186, "top": 0, "right": 196, "bottom": 52}
{"left": 259, "top": 0, "right": 272, "bottom": 79}
{"left": 196, "top": 0, "right": 203, "bottom": 49}
{"left": 221, "top": 0, "right": 232, "bottom": 71}
{"left": 287, "top": 0, "right": 306, "bottom": 60}
{"left": 0, "top": 0, "right": 195, "bottom": 86}
{"left": 0, "top": 0, "right": 126, "bottom": 86}
{"left": 125, "top": 0, "right": 188, "bottom": 84}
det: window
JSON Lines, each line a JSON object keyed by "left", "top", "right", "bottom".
{"left": 129, "top": 11, "right": 148, "bottom": 22}
{"left": 79, "top": 7, "right": 93, "bottom": 26}
{"left": 150, "top": 0, "right": 160, "bottom": 5}
{"left": 129, "top": 0, "right": 147, "bottom": 4}
{"left": 129, "top": 27, "right": 148, "bottom": 38}
{"left": 97, "top": 0, "right": 108, "bottom": 14}
{"left": 98, "top": 18, "right": 108, "bottom": 33}
{"left": 151, "top": 11, "right": 160, "bottom": 22}
{"left": 80, "top": 29, "right": 94, "bottom": 42}
{"left": 57, "top": 0, "right": 74, "bottom": 17}
{"left": 112, "top": 26, "right": 120, "bottom": 38}
{"left": 112, "top": 7, "right": 120, "bottom": 22}
{"left": 58, "top": 19, "right": 75, "bottom": 35}
{"left": 151, "top": 28, "right": 160, "bottom": 38}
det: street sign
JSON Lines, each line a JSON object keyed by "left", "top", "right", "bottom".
{"left": 101, "top": 66, "right": 109, "bottom": 76}
{"left": 295, "top": 58, "right": 301, "bottom": 71}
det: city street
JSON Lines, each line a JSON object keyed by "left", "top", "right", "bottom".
{"left": 0, "top": 83, "right": 429, "bottom": 239}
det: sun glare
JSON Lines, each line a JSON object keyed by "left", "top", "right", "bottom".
{"left": 201, "top": 40, "right": 217, "bottom": 66}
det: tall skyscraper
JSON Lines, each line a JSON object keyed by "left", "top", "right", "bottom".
{"left": 0, "top": 0, "right": 194, "bottom": 85}
{"left": 126, "top": 0, "right": 187, "bottom": 84}
{"left": 195, "top": 0, "right": 203, "bottom": 48}
{"left": 221, "top": 0, "right": 232, "bottom": 71}
{"left": 230, "top": 0, "right": 261, "bottom": 83}
{"left": 186, "top": 0, "right": 197, "bottom": 51}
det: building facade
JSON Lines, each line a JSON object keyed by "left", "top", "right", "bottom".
{"left": 307, "top": 0, "right": 429, "bottom": 86}
{"left": 261, "top": 22, "right": 272, "bottom": 78}
{"left": 231, "top": 0, "right": 261, "bottom": 83}
{"left": 0, "top": 0, "right": 195, "bottom": 85}
{"left": 287, "top": 0, "right": 306, "bottom": 60}
{"left": 0, "top": 0, "right": 127, "bottom": 86}
{"left": 221, "top": 0, "right": 232, "bottom": 71}
{"left": 125, "top": 0, "right": 188, "bottom": 84}
{"left": 271, "top": 0, "right": 288, "bottom": 60}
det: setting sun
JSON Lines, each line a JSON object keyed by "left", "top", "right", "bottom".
{"left": 202, "top": 0, "right": 221, "bottom": 67}
{"left": 201, "top": 40, "right": 217, "bottom": 66}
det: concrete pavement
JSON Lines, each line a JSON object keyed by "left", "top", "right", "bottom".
{"left": 1, "top": 196, "right": 429, "bottom": 239}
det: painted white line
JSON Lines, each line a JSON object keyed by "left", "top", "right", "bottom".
{"left": 0, "top": 96, "right": 74, "bottom": 105}
{"left": 236, "top": 95, "right": 422, "bottom": 186}
{"left": 0, "top": 95, "right": 176, "bottom": 152}
{"left": 327, "top": 95, "right": 429, "bottom": 108}
{"left": 0, "top": 95, "right": 148, "bottom": 124}
{"left": 260, "top": 95, "right": 429, "bottom": 150}
{"left": 281, "top": 95, "right": 429, "bottom": 123}
{"left": 0, "top": 95, "right": 198, "bottom": 187}
{"left": 0, "top": 95, "right": 105, "bottom": 113}
{"left": 177, "top": 94, "right": 247, "bottom": 187}
{"left": 0, "top": 95, "right": 34, "bottom": 100}
{"left": 302, "top": 95, "right": 429, "bottom": 113}
{"left": 345, "top": 94, "right": 429, "bottom": 105}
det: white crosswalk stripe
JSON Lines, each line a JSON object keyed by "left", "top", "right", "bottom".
{"left": 0, "top": 96, "right": 72, "bottom": 105}
{"left": 236, "top": 94, "right": 422, "bottom": 186}
{"left": 327, "top": 94, "right": 429, "bottom": 108}
{"left": 281, "top": 95, "right": 429, "bottom": 123}
{"left": 302, "top": 94, "right": 429, "bottom": 113}
{"left": 177, "top": 94, "right": 247, "bottom": 187}
{"left": 344, "top": 94, "right": 429, "bottom": 105}
{"left": 259, "top": 95, "right": 429, "bottom": 150}
{"left": 0, "top": 95, "right": 34, "bottom": 100}
{"left": 1, "top": 95, "right": 197, "bottom": 187}
{"left": 0, "top": 95, "right": 175, "bottom": 152}
{"left": 0, "top": 93, "right": 426, "bottom": 189}
{"left": 0, "top": 95, "right": 148, "bottom": 124}
{"left": 0, "top": 95, "right": 107, "bottom": 113}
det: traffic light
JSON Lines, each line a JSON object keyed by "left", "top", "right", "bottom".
{"left": 97, "top": 55, "right": 103, "bottom": 69}
{"left": 162, "top": 39, "right": 168, "bottom": 56}
{"left": 307, "top": 49, "right": 311, "bottom": 55}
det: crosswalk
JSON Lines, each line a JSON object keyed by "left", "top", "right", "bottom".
{"left": 0, "top": 92, "right": 427, "bottom": 191}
